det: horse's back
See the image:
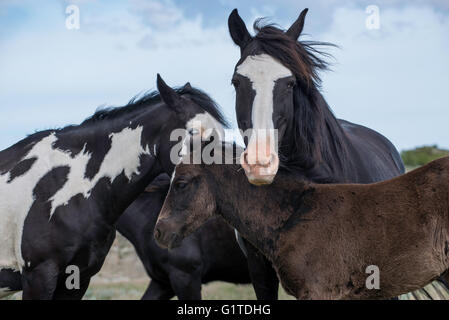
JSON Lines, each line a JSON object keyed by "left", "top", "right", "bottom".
{"left": 339, "top": 119, "right": 405, "bottom": 182}
{"left": 0, "top": 131, "right": 54, "bottom": 173}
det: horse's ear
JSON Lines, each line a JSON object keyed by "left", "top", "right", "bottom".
{"left": 286, "top": 8, "right": 308, "bottom": 40}
{"left": 183, "top": 82, "right": 192, "bottom": 90}
{"left": 157, "top": 74, "right": 183, "bottom": 113}
{"left": 228, "top": 9, "right": 251, "bottom": 50}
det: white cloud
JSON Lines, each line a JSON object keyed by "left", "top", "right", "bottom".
{"left": 0, "top": 0, "right": 240, "bottom": 149}
{"left": 130, "top": 0, "right": 184, "bottom": 29}
{"left": 316, "top": 6, "right": 449, "bottom": 150}
{"left": 0, "top": 1, "right": 448, "bottom": 151}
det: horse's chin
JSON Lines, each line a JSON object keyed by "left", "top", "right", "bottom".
{"left": 248, "top": 178, "right": 273, "bottom": 186}
{"left": 245, "top": 172, "right": 275, "bottom": 186}
{"left": 167, "top": 234, "right": 183, "bottom": 250}
{"left": 243, "top": 165, "right": 277, "bottom": 186}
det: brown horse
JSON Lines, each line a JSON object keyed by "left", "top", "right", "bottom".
{"left": 155, "top": 144, "right": 449, "bottom": 299}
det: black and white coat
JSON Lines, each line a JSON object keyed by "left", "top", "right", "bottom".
{"left": 0, "top": 75, "right": 227, "bottom": 299}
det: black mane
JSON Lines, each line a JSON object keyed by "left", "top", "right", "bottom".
{"left": 82, "top": 86, "right": 229, "bottom": 128}
{"left": 251, "top": 19, "right": 335, "bottom": 90}
{"left": 249, "top": 21, "right": 352, "bottom": 181}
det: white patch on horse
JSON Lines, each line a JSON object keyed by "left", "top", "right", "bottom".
{"left": 50, "top": 126, "right": 149, "bottom": 216}
{"left": 236, "top": 54, "right": 292, "bottom": 132}
{"left": 0, "top": 126, "right": 149, "bottom": 271}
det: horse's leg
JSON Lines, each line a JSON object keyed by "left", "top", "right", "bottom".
{"left": 0, "top": 269, "right": 22, "bottom": 299}
{"left": 169, "top": 270, "right": 202, "bottom": 300}
{"left": 51, "top": 275, "right": 91, "bottom": 300}
{"left": 21, "top": 260, "right": 59, "bottom": 300}
{"left": 439, "top": 270, "right": 449, "bottom": 289}
{"left": 141, "top": 280, "right": 174, "bottom": 300}
{"left": 244, "top": 239, "right": 279, "bottom": 300}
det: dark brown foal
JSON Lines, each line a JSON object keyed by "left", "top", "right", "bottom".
{"left": 155, "top": 145, "right": 449, "bottom": 299}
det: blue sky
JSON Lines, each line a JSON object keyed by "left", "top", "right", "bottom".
{"left": 0, "top": 0, "right": 448, "bottom": 151}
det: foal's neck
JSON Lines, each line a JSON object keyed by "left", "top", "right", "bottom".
{"left": 214, "top": 166, "right": 311, "bottom": 262}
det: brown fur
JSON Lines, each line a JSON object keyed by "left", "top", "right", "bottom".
{"left": 155, "top": 147, "right": 449, "bottom": 299}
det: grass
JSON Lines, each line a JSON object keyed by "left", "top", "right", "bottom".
{"left": 81, "top": 281, "right": 449, "bottom": 300}
{"left": 201, "top": 282, "right": 294, "bottom": 300}
{"left": 81, "top": 281, "right": 294, "bottom": 300}
{"left": 83, "top": 281, "right": 149, "bottom": 300}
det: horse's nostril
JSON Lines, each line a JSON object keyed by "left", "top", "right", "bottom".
{"left": 243, "top": 152, "right": 249, "bottom": 165}
{"left": 268, "top": 154, "right": 277, "bottom": 166}
{"left": 255, "top": 154, "right": 275, "bottom": 168}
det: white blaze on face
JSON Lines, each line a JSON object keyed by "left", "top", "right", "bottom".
{"left": 0, "top": 126, "right": 150, "bottom": 271}
{"left": 236, "top": 54, "right": 291, "bottom": 179}
{"left": 237, "top": 54, "right": 292, "bottom": 134}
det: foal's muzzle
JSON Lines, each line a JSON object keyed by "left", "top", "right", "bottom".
{"left": 154, "top": 219, "right": 183, "bottom": 249}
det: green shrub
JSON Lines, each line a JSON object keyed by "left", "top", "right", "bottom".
{"left": 401, "top": 145, "right": 449, "bottom": 167}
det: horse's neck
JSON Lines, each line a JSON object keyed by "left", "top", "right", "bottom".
{"left": 116, "top": 193, "right": 160, "bottom": 250}
{"left": 62, "top": 112, "right": 167, "bottom": 222}
{"left": 101, "top": 113, "right": 170, "bottom": 218}
{"left": 288, "top": 90, "right": 352, "bottom": 182}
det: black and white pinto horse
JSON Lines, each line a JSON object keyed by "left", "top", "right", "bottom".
{"left": 0, "top": 74, "right": 228, "bottom": 299}
{"left": 227, "top": 9, "right": 448, "bottom": 299}
{"left": 116, "top": 173, "right": 250, "bottom": 300}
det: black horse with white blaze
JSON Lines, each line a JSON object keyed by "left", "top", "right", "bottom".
{"left": 227, "top": 8, "right": 447, "bottom": 299}
{"left": 0, "top": 75, "right": 228, "bottom": 299}
{"left": 116, "top": 173, "right": 250, "bottom": 300}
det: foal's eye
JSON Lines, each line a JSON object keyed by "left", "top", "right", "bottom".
{"left": 231, "top": 79, "right": 240, "bottom": 88}
{"left": 175, "top": 181, "right": 188, "bottom": 190}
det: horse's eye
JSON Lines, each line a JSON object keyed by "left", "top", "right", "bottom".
{"left": 287, "top": 80, "right": 296, "bottom": 89}
{"left": 275, "top": 115, "right": 286, "bottom": 124}
{"left": 238, "top": 120, "right": 249, "bottom": 130}
{"left": 188, "top": 128, "right": 200, "bottom": 136}
{"left": 231, "top": 79, "right": 240, "bottom": 88}
{"left": 175, "top": 181, "right": 188, "bottom": 190}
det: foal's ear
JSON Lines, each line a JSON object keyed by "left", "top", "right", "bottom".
{"left": 157, "top": 74, "right": 183, "bottom": 113}
{"left": 228, "top": 9, "right": 251, "bottom": 50}
{"left": 286, "top": 8, "right": 308, "bottom": 40}
{"left": 183, "top": 82, "right": 192, "bottom": 90}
